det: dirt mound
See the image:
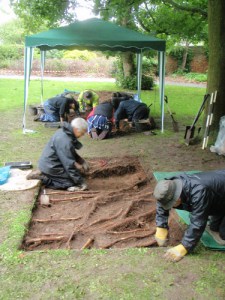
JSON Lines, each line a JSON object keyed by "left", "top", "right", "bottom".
{"left": 97, "top": 91, "right": 114, "bottom": 103}
{"left": 22, "top": 157, "right": 184, "bottom": 251}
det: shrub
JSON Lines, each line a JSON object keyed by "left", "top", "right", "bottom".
{"left": 63, "top": 50, "right": 97, "bottom": 61}
{"left": 0, "top": 44, "right": 23, "bottom": 60}
{"left": 115, "top": 73, "right": 154, "bottom": 90}
{"left": 0, "top": 59, "right": 11, "bottom": 68}
{"left": 184, "top": 72, "right": 207, "bottom": 82}
{"left": 114, "top": 56, "right": 155, "bottom": 90}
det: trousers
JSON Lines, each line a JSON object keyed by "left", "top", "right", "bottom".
{"left": 42, "top": 173, "right": 77, "bottom": 190}
{"left": 210, "top": 215, "right": 225, "bottom": 239}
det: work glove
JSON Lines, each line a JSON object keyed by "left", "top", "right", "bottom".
{"left": 164, "top": 244, "right": 187, "bottom": 262}
{"left": 155, "top": 227, "right": 168, "bottom": 247}
{"left": 82, "top": 160, "right": 90, "bottom": 172}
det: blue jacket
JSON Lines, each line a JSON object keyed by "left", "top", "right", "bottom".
{"left": 114, "top": 99, "right": 147, "bottom": 126}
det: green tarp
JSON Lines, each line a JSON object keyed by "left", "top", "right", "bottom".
{"left": 25, "top": 18, "right": 166, "bottom": 53}
{"left": 153, "top": 171, "right": 225, "bottom": 250}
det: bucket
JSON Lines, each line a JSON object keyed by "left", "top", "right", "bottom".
{"left": 0, "top": 166, "right": 10, "bottom": 185}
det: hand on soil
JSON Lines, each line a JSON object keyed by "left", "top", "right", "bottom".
{"left": 164, "top": 244, "right": 187, "bottom": 262}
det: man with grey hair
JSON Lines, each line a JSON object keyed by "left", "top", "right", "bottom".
{"left": 27, "top": 118, "right": 89, "bottom": 191}
{"left": 153, "top": 170, "right": 225, "bottom": 262}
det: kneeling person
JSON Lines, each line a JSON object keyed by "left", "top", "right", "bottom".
{"left": 35, "top": 95, "right": 79, "bottom": 123}
{"left": 87, "top": 101, "right": 114, "bottom": 140}
{"left": 28, "top": 118, "right": 89, "bottom": 191}
{"left": 113, "top": 99, "right": 150, "bottom": 129}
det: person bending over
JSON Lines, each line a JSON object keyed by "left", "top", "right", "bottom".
{"left": 87, "top": 101, "right": 114, "bottom": 140}
{"left": 35, "top": 95, "right": 79, "bottom": 123}
{"left": 153, "top": 170, "right": 225, "bottom": 262}
{"left": 77, "top": 90, "right": 99, "bottom": 112}
{"left": 113, "top": 98, "right": 150, "bottom": 129}
{"left": 27, "top": 118, "right": 89, "bottom": 191}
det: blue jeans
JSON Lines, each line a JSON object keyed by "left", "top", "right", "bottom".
{"left": 39, "top": 100, "right": 60, "bottom": 122}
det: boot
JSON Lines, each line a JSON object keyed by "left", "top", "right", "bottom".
{"left": 91, "top": 128, "right": 99, "bottom": 140}
{"left": 26, "top": 169, "right": 45, "bottom": 180}
{"left": 98, "top": 130, "right": 109, "bottom": 140}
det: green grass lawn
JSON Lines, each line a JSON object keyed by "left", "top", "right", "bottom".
{"left": 1, "top": 78, "right": 225, "bottom": 300}
{"left": 0, "top": 78, "right": 206, "bottom": 119}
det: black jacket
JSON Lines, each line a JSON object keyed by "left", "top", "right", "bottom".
{"left": 38, "top": 122, "right": 84, "bottom": 185}
{"left": 94, "top": 102, "right": 113, "bottom": 119}
{"left": 156, "top": 170, "right": 225, "bottom": 251}
{"left": 114, "top": 99, "right": 147, "bottom": 124}
{"left": 48, "top": 96, "right": 72, "bottom": 117}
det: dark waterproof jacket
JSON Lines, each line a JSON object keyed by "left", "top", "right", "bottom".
{"left": 156, "top": 170, "right": 225, "bottom": 251}
{"left": 94, "top": 102, "right": 113, "bottom": 119}
{"left": 114, "top": 99, "right": 147, "bottom": 124}
{"left": 39, "top": 122, "right": 84, "bottom": 185}
{"left": 48, "top": 96, "right": 72, "bottom": 117}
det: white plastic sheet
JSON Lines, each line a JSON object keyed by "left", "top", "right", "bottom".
{"left": 210, "top": 116, "right": 225, "bottom": 155}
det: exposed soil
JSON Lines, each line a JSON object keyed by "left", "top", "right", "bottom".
{"left": 22, "top": 157, "right": 184, "bottom": 251}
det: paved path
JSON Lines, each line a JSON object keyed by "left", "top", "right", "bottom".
{"left": 0, "top": 74, "right": 206, "bottom": 88}
{"left": 0, "top": 74, "right": 115, "bottom": 82}
{"left": 160, "top": 80, "right": 206, "bottom": 88}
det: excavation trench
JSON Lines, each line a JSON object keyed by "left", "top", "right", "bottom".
{"left": 22, "top": 157, "right": 184, "bottom": 251}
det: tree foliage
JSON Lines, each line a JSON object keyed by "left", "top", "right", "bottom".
{"left": 0, "top": 20, "right": 25, "bottom": 66}
{"left": 137, "top": 0, "right": 207, "bottom": 47}
{"left": 10, "top": 0, "right": 78, "bottom": 33}
{"left": 0, "top": 19, "right": 25, "bottom": 44}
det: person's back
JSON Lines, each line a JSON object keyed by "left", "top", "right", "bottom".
{"left": 28, "top": 118, "right": 89, "bottom": 191}
{"left": 114, "top": 99, "right": 149, "bottom": 128}
{"left": 39, "top": 122, "right": 82, "bottom": 178}
{"left": 94, "top": 102, "right": 113, "bottom": 119}
{"left": 154, "top": 169, "right": 225, "bottom": 260}
{"left": 47, "top": 96, "right": 71, "bottom": 115}
{"left": 118, "top": 99, "right": 142, "bottom": 117}
{"left": 36, "top": 95, "right": 76, "bottom": 122}
{"left": 178, "top": 170, "right": 225, "bottom": 214}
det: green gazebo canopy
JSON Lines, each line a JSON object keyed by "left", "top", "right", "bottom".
{"left": 23, "top": 18, "right": 166, "bottom": 133}
{"left": 25, "top": 18, "right": 166, "bottom": 52}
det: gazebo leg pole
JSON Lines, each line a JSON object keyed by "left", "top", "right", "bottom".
{"left": 137, "top": 52, "right": 142, "bottom": 102}
{"left": 40, "top": 50, "right": 46, "bottom": 105}
{"left": 159, "top": 51, "right": 165, "bottom": 133}
{"left": 23, "top": 47, "right": 33, "bottom": 133}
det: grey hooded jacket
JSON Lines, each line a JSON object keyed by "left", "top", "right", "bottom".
{"left": 39, "top": 122, "right": 84, "bottom": 185}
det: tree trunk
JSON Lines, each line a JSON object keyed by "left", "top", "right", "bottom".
{"left": 180, "top": 42, "right": 189, "bottom": 72}
{"left": 121, "top": 52, "right": 135, "bottom": 77}
{"left": 206, "top": 0, "right": 225, "bottom": 141}
{"left": 120, "top": 16, "right": 135, "bottom": 77}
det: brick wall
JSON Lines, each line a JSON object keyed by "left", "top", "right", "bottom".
{"left": 166, "top": 46, "right": 208, "bottom": 74}
{"left": 165, "top": 56, "right": 178, "bottom": 74}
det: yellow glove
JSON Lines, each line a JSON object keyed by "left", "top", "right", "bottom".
{"left": 164, "top": 244, "right": 187, "bottom": 262}
{"left": 155, "top": 227, "right": 168, "bottom": 247}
